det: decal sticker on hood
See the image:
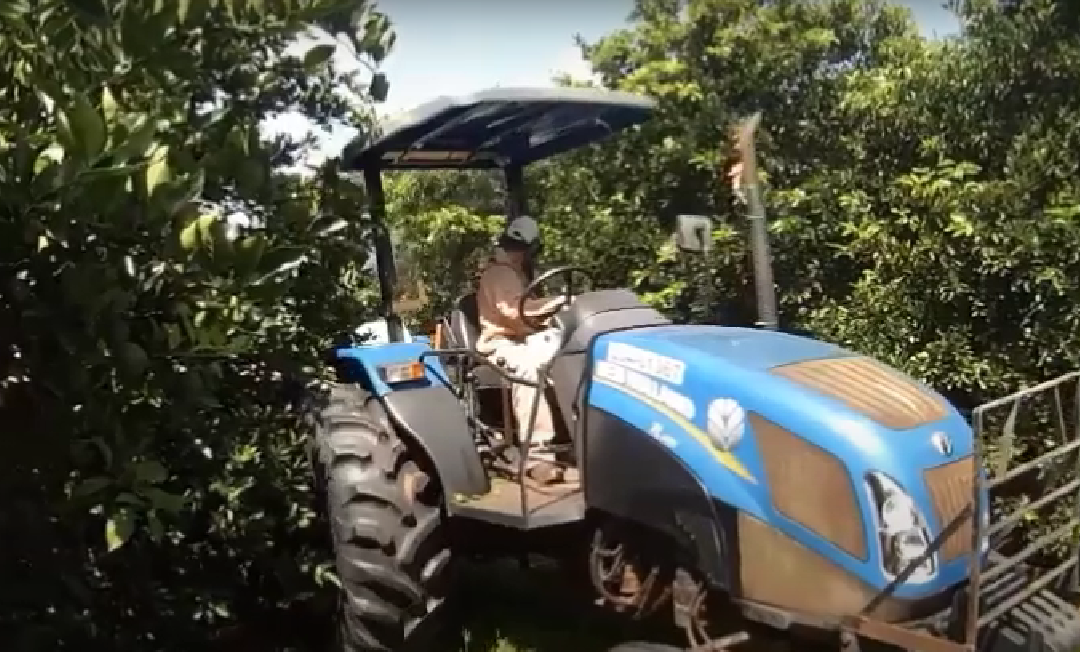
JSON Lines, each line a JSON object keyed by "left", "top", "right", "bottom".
{"left": 595, "top": 359, "right": 694, "bottom": 420}
{"left": 606, "top": 342, "right": 686, "bottom": 385}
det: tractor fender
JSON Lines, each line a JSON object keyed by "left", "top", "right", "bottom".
{"left": 381, "top": 385, "right": 491, "bottom": 499}
{"left": 584, "top": 407, "right": 735, "bottom": 590}
{"left": 330, "top": 342, "right": 490, "bottom": 501}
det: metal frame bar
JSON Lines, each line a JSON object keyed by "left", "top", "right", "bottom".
{"left": 846, "top": 371, "right": 1080, "bottom": 652}
{"left": 970, "top": 370, "right": 1080, "bottom": 637}
{"left": 418, "top": 349, "right": 539, "bottom": 390}
{"left": 362, "top": 164, "right": 403, "bottom": 342}
{"left": 418, "top": 348, "right": 556, "bottom": 527}
{"left": 504, "top": 164, "right": 527, "bottom": 219}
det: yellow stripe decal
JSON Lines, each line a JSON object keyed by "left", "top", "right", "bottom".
{"left": 594, "top": 378, "right": 757, "bottom": 484}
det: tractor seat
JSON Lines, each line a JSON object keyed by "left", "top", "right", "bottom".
{"left": 447, "top": 293, "right": 504, "bottom": 388}
{"left": 446, "top": 293, "right": 574, "bottom": 449}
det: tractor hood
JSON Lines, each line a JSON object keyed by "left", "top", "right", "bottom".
{"left": 640, "top": 325, "right": 846, "bottom": 371}
{"left": 586, "top": 324, "right": 978, "bottom": 600}
{"left": 587, "top": 324, "right": 974, "bottom": 518}
{"left": 590, "top": 324, "right": 966, "bottom": 444}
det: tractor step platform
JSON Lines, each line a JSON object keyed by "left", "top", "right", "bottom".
{"left": 449, "top": 476, "right": 584, "bottom": 529}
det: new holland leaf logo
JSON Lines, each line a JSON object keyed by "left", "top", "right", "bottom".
{"left": 707, "top": 397, "right": 746, "bottom": 451}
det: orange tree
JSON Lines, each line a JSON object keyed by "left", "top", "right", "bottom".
{"left": 0, "top": 0, "right": 394, "bottom": 648}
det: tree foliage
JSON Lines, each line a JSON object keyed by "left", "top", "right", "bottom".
{"left": 393, "top": 0, "right": 1080, "bottom": 408}
{"left": 0, "top": 0, "right": 391, "bottom": 648}
{"left": 5, "top": 0, "right": 1080, "bottom": 648}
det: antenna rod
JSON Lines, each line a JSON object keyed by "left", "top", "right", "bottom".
{"left": 733, "top": 112, "right": 779, "bottom": 331}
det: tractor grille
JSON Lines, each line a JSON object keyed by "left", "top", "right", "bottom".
{"left": 923, "top": 455, "right": 975, "bottom": 562}
{"left": 770, "top": 356, "right": 949, "bottom": 431}
{"left": 752, "top": 414, "right": 867, "bottom": 560}
{"left": 737, "top": 513, "right": 951, "bottom": 622}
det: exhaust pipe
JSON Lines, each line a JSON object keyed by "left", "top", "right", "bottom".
{"left": 732, "top": 113, "right": 779, "bottom": 331}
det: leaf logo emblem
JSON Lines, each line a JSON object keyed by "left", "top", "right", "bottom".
{"left": 707, "top": 397, "right": 746, "bottom": 451}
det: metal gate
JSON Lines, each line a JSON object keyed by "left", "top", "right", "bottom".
{"left": 845, "top": 371, "right": 1080, "bottom": 652}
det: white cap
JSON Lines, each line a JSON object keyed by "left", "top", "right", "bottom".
{"left": 503, "top": 215, "right": 541, "bottom": 246}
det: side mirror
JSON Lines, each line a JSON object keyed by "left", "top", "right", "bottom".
{"left": 674, "top": 214, "right": 714, "bottom": 254}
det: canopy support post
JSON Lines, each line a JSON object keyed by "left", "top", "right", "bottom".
{"left": 363, "top": 163, "right": 403, "bottom": 343}
{"left": 504, "top": 164, "right": 527, "bottom": 219}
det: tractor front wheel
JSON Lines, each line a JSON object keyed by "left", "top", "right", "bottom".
{"left": 314, "top": 384, "right": 453, "bottom": 651}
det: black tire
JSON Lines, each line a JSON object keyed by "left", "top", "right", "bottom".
{"left": 608, "top": 643, "right": 684, "bottom": 651}
{"left": 314, "top": 384, "right": 453, "bottom": 651}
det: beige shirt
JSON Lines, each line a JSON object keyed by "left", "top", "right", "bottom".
{"left": 475, "top": 249, "right": 561, "bottom": 354}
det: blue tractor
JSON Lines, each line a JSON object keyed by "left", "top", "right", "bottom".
{"left": 311, "top": 87, "right": 1080, "bottom": 652}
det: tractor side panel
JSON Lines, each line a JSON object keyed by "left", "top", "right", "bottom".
{"left": 584, "top": 406, "right": 735, "bottom": 588}
{"left": 333, "top": 343, "right": 490, "bottom": 498}
{"left": 583, "top": 345, "right": 765, "bottom": 517}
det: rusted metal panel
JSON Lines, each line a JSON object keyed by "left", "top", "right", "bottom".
{"left": 737, "top": 513, "right": 948, "bottom": 622}
{"left": 752, "top": 414, "right": 867, "bottom": 560}
{"left": 771, "top": 356, "right": 949, "bottom": 431}
{"left": 923, "top": 456, "right": 975, "bottom": 562}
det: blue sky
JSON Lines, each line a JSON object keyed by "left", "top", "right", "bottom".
{"left": 265, "top": 1, "right": 960, "bottom": 164}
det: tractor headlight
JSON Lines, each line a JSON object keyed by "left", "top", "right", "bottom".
{"left": 865, "top": 471, "right": 937, "bottom": 583}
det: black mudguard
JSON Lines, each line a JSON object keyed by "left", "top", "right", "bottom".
{"left": 584, "top": 407, "right": 732, "bottom": 589}
{"left": 382, "top": 385, "right": 491, "bottom": 500}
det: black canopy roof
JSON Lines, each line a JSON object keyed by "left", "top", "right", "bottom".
{"left": 342, "top": 86, "right": 657, "bottom": 171}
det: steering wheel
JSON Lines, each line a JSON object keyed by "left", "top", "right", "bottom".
{"left": 517, "top": 265, "right": 594, "bottom": 331}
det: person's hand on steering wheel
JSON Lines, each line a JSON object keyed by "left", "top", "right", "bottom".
{"left": 517, "top": 265, "right": 595, "bottom": 331}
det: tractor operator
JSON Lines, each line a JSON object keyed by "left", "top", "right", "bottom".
{"left": 475, "top": 215, "right": 568, "bottom": 485}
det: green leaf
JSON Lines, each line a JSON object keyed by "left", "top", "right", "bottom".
{"left": 235, "top": 234, "right": 267, "bottom": 279}
{"left": 54, "top": 104, "right": 77, "bottom": 154}
{"left": 134, "top": 460, "right": 167, "bottom": 484}
{"left": 112, "top": 115, "right": 157, "bottom": 162}
{"left": 141, "top": 487, "right": 187, "bottom": 514}
{"left": 71, "top": 476, "right": 112, "bottom": 498}
{"left": 147, "top": 511, "right": 164, "bottom": 541}
{"left": 101, "top": 87, "right": 118, "bottom": 127}
{"left": 198, "top": 214, "right": 232, "bottom": 260}
{"left": 369, "top": 73, "right": 389, "bottom": 102}
{"left": 115, "top": 492, "right": 145, "bottom": 507}
{"left": 34, "top": 144, "right": 65, "bottom": 174}
{"left": 118, "top": 342, "right": 148, "bottom": 376}
{"left": 160, "top": 168, "right": 205, "bottom": 215}
{"left": 143, "top": 144, "right": 170, "bottom": 196}
{"left": 68, "top": 92, "right": 107, "bottom": 161}
{"left": 90, "top": 437, "right": 114, "bottom": 469}
{"left": 105, "top": 508, "right": 135, "bottom": 552}
{"left": 303, "top": 44, "right": 336, "bottom": 70}
{"left": 0, "top": 0, "right": 31, "bottom": 20}
{"left": 165, "top": 324, "right": 183, "bottom": 350}
{"left": 179, "top": 211, "right": 208, "bottom": 252}
{"left": 176, "top": 0, "right": 191, "bottom": 23}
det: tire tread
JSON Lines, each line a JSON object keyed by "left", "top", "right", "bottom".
{"left": 314, "top": 384, "right": 451, "bottom": 651}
